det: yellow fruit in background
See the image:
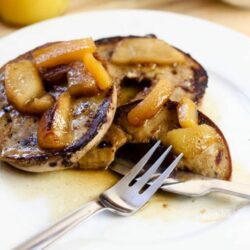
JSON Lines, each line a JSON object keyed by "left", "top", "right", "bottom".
{"left": 0, "top": 0, "right": 69, "bottom": 26}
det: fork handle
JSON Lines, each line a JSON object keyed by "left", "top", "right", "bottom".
{"left": 212, "top": 180, "right": 250, "bottom": 199}
{"left": 14, "top": 200, "right": 106, "bottom": 250}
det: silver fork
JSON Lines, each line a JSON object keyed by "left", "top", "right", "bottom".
{"left": 15, "top": 141, "right": 183, "bottom": 250}
{"left": 110, "top": 162, "right": 250, "bottom": 200}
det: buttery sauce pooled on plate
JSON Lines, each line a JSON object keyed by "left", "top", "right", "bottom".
{"left": 138, "top": 164, "right": 249, "bottom": 222}
{"left": 0, "top": 163, "right": 249, "bottom": 223}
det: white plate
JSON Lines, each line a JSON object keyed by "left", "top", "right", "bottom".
{"left": 0, "top": 10, "right": 250, "bottom": 250}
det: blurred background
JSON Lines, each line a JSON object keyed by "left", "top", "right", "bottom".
{"left": 0, "top": 0, "right": 250, "bottom": 37}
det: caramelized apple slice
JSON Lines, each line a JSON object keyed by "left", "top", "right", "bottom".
{"left": 111, "top": 38, "right": 185, "bottom": 65}
{"left": 127, "top": 78, "right": 173, "bottom": 126}
{"left": 67, "top": 61, "right": 98, "bottom": 97}
{"left": 32, "top": 38, "right": 96, "bottom": 68}
{"left": 177, "top": 97, "right": 198, "bottom": 128}
{"left": 82, "top": 53, "right": 112, "bottom": 90}
{"left": 38, "top": 92, "right": 72, "bottom": 149}
{"left": 5, "top": 60, "right": 53, "bottom": 114}
{"left": 162, "top": 124, "right": 220, "bottom": 158}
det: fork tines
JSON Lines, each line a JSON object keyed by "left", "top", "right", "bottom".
{"left": 118, "top": 140, "right": 183, "bottom": 197}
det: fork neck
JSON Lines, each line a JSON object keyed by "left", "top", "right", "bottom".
{"left": 100, "top": 193, "right": 135, "bottom": 215}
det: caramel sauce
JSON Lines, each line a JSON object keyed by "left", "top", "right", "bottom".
{"left": 199, "top": 92, "right": 221, "bottom": 122}
{"left": 138, "top": 165, "right": 249, "bottom": 222}
{"left": 0, "top": 162, "right": 249, "bottom": 223}
{"left": 0, "top": 164, "right": 118, "bottom": 221}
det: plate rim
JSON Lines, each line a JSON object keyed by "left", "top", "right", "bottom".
{"left": 1, "top": 9, "right": 250, "bottom": 42}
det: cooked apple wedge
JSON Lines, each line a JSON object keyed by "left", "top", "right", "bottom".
{"left": 5, "top": 60, "right": 53, "bottom": 114}
{"left": 82, "top": 53, "right": 112, "bottom": 90}
{"left": 162, "top": 124, "right": 220, "bottom": 158}
{"left": 111, "top": 38, "right": 185, "bottom": 65}
{"left": 38, "top": 92, "right": 72, "bottom": 150}
{"left": 127, "top": 78, "right": 173, "bottom": 126}
{"left": 67, "top": 61, "right": 98, "bottom": 97}
{"left": 177, "top": 97, "right": 198, "bottom": 128}
{"left": 32, "top": 38, "right": 96, "bottom": 68}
